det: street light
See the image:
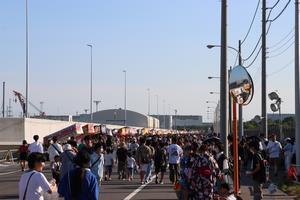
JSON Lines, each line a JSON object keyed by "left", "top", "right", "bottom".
{"left": 206, "top": 101, "right": 218, "bottom": 104}
{"left": 87, "top": 44, "right": 93, "bottom": 122}
{"left": 123, "top": 70, "right": 127, "bottom": 126}
{"left": 208, "top": 76, "right": 220, "bottom": 79}
{"left": 207, "top": 44, "right": 242, "bottom": 61}
{"left": 210, "top": 92, "right": 220, "bottom": 95}
{"left": 25, "top": 0, "right": 29, "bottom": 117}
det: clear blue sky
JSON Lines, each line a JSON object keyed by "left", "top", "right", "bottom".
{"left": 0, "top": 0, "right": 295, "bottom": 121}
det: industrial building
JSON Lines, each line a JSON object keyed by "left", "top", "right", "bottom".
{"left": 151, "top": 115, "right": 203, "bottom": 129}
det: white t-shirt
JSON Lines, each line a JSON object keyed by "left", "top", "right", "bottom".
{"left": 267, "top": 141, "right": 282, "bottom": 158}
{"left": 48, "top": 143, "right": 63, "bottom": 162}
{"left": 167, "top": 144, "right": 183, "bottom": 164}
{"left": 127, "top": 157, "right": 136, "bottom": 168}
{"left": 19, "top": 170, "right": 51, "bottom": 200}
{"left": 28, "top": 142, "right": 44, "bottom": 154}
{"left": 104, "top": 153, "right": 114, "bottom": 166}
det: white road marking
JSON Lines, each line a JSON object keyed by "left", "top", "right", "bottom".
{"left": 123, "top": 175, "right": 156, "bottom": 200}
{"left": 0, "top": 170, "right": 21, "bottom": 176}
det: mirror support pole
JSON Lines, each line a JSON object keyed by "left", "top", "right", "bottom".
{"left": 238, "top": 40, "right": 244, "bottom": 139}
{"left": 232, "top": 97, "right": 239, "bottom": 196}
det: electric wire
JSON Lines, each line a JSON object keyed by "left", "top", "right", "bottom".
{"left": 268, "top": 27, "right": 294, "bottom": 49}
{"left": 268, "top": 41, "right": 294, "bottom": 58}
{"left": 268, "top": 0, "right": 292, "bottom": 22}
{"left": 267, "top": 59, "right": 294, "bottom": 76}
{"left": 241, "top": 0, "right": 261, "bottom": 45}
{"left": 245, "top": 47, "right": 262, "bottom": 68}
{"left": 268, "top": 34, "right": 294, "bottom": 53}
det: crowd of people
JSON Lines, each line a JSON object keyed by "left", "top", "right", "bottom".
{"left": 17, "top": 131, "right": 296, "bottom": 200}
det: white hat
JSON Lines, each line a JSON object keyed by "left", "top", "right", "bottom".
{"left": 63, "top": 144, "right": 72, "bottom": 151}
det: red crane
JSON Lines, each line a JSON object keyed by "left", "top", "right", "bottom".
{"left": 13, "top": 90, "right": 45, "bottom": 117}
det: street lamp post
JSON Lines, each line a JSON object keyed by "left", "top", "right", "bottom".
{"left": 147, "top": 88, "right": 150, "bottom": 115}
{"left": 174, "top": 109, "right": 178, "bottom": 130}
{"left": 123, "top": 70, "right": 127, "bottom": 126}
{"left": 87, "top": 44, "right": 93, "bottom": 122}
{"left": 25, "top": 0, "right": 29, "bottom": 118}
{"left": 209, "top": 92, "right": 220, "bottom": 95}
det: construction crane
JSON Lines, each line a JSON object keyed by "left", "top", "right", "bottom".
{"left": 13, "top": 90, "right": 45, "bottom": 117}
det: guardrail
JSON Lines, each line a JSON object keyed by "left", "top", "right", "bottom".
{"left": 0, "top": 149, "right": 18, "bottom": 163}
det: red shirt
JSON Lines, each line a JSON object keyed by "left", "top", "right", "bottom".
{"left": 19, "top": 145, "right": 28, "bottom": 153}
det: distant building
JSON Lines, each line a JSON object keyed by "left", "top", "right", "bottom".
{"left": 267, "top": 113, "right": 294, "bottom": 121}
{"left": 74, "top": 109, "right": 159, "bottom": 128}
{"left": 151, "top": 115, "right": 203, "bottom": 129}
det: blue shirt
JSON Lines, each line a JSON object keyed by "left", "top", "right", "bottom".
{"left": 58, "top": 168, "right": 99, "bottom": 200}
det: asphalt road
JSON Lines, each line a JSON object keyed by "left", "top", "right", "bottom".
{"left": 0, "top": 162, "right": 177, "bottom": 200}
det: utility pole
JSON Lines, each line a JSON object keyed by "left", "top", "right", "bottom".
{"left": 220, "top": 0, "right": 228, "bottom": 157}
{"left": 261, "top": 0, "right": 268, "bottom": 138}
{"left": 2, "top": 82, "right": 5, "bottom": 117}
{"left": 25, "top": 0, "right": 29, "bottom": 118}
{"left": 294, "top": 0, "right": 300, "bottom": 174}
{"left": 238, "top": 40, "right": 244, "bottom": 139}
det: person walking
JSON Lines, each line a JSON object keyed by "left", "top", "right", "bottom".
{"left": 136, "top": 137, "right": 152, "bottom": 184}
{"left": 19, "top": 152, "right": 54, "bottom": 200}
{"left": 167, "top": 136, "right": 183, "bottom": 184}
{"left": 60, "top": 144, "right": 76, "bottom": 180}
{"left": 283, "top": 138, "right": 293, "bottom": 172}
{"left": 19, "top": 140, "right": 29, "bottom": 171}
{"left": 58, "top": 150, "right": 99, "bottom": 200}
{"left": 154, "top": 141, "right": 167, "bottom": 184}
{"left": 190, "top": 144, "right": 220, "bottom": 200}
{"left": 28, "top": 135, "right": 44, "bottom": 154}
{"left": 90, "top": 143, "right": 105, "bottom": 184}
{"left": 247, "top": 141, "right": 267, "bottom": 200}
{"left": 48, "top": 136, "right": 63, "bottom": 167}
{"left": 266, "top": 134, "right": 282, "bottom": 176}
{"left": 116, "top": 142, "right": 128, "bottom": 180}
{"left": 104, "top": 147, "right": 114, "bottom": 181}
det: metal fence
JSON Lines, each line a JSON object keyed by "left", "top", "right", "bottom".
{"left": 0, "top": 149, "right": 18, "bottom": 163}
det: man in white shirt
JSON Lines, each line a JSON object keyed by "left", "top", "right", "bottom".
{"left": 47, "top": 136, "right": 63, "bottom": 163}
{"left": 28, "top": 135, "right": 44, "bottom": 154}
{"left": 167, "top": 137, "right": 183, "bottom": 184}
{"left": 266, "top": 134, "right": 282, "bottom": 176}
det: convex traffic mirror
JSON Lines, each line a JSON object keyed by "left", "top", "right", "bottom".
{"left": 229, "top": 65, "right": 254, "bottom": 105}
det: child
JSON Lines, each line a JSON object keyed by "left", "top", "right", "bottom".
{"left": 104, "top": 148, "right": 114, "bottom": 181}
{"left": 127, "top": 152, "right": 136, "bottom": 181}
{"left": 51, "top": 155, "right": 61, "bottom": 184}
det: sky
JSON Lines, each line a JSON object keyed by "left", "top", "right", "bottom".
{"left": 0, "top": 0, "right": 296, "bottom": 122}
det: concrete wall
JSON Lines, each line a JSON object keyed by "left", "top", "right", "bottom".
{"left": 24, "top": 118, "right": 75, "bottom": 144}
{"left": 0, "top": 118, "right": 75, "bottom": 145}
{"left": 0, "top": 118, "right": 24, "bottom": 145}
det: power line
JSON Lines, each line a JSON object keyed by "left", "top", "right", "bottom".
{"left": 268, "top": 27, "right": 294, "bottom": 49}
{"left": 268, "top": 41, "right": 294, "bottom": 58}
{"left": 243, "top": 11, "right": 272, "bottom": 62}
{"left": 267, "top": 59, "right": 294, "bottom": 76}
{"left": 268, "top": 0, "right": 292, "bottom": 22}
{"left": 268, "top": 34, "right": 294, "bottom": 53}
{"left": 241, "top": 0, "right": 261, "bottom": 45}
{"left": 245, "top": 47, "right": 262, "bottom": 68}
{"left": 268, "top": 0, "right": 280, "bottom": 10}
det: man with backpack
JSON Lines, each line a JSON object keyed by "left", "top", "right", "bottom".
{"left": 136, "top": 137, "right": 152, "bottom": 184}
{"left": 247, "top": 141, "right": 267, "bottom": 200}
